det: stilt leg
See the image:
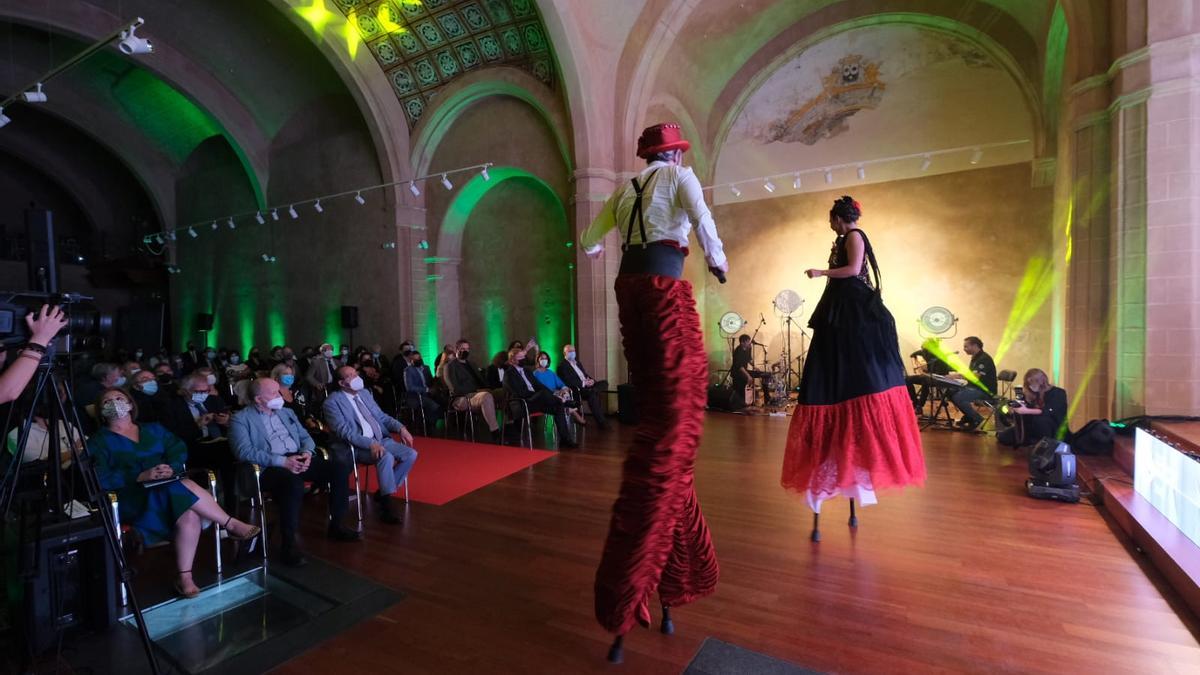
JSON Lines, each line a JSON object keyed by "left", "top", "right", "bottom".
{"left": 810, "top": 512, "right": 821, "bottom": 542}
{"left": 607, "top": 635, "right": 625, "bottom": 664}
{"left": 848, "top": 498, "right": 858, "bottom": 528}
{"left": 660, "top": 605, "right": 674, "bottom": 635}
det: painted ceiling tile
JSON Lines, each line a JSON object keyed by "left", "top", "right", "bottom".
{"left": 435, "top": 48, "right": 460, "bottom": 77}
{"left": 414, "top": 20, "right": 445, "bottom": 48}
{"left": 391, "top": 66, "right": 418, "bottom": 95}
{"left": 436, "top": 12, "right": 468, "bottom": 40}
{"left": 461, "top": 3, "right": 491, "bottom": 30}
{"left": 483, "top": 0, "right": 511, "bottom": 23}
{"left": 478, "top": 33, "right": 504, "bottom": 61}
{"left": 456, "top": 40, "right": 482, "bottom": 69}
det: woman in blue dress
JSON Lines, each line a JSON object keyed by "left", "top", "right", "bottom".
{"left": 89, "top": 387, "right": 260, "bottom": 598}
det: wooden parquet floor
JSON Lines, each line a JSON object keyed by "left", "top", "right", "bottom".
{"left": 276, "top": 414, "right": 1200, "bottom": 674}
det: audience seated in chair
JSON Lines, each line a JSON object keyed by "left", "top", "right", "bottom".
{"left": 948, "top": 336, "right": 998, "bottom": 432}
{"left": 304, "top": 343, "right": 340, "bottom": 400}
{"left": 997, "top": 368, "right": 1068, "bottom": 447}
{"left": 503, "top": 346, "right": 577, "bottom": 448}
{"left": 401, "top": 350, "right": 443, "bottom": 431}
{"left": 323, "top": 366, "right": 418, "bottom": 525}
{"left": 129, "top": 370, "right": 165, "bottom": 425}
{"left": 533, "top": 351, "right": 587, "bottom": 427}
{"left": 443, "top": 339, "right": 502, "bottom": 442}
{"left": 556, "top": 344, "right": 609, "bottom": 430}
{"left": 230, "top": 378, "right": 360, "bottom": 567}
{"left": 89, "top": 388, "right": 259, "bottom": 599}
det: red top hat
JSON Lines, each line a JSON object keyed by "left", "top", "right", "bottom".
{"left": 636, "top": 123, "right": 691, "bottom": 158}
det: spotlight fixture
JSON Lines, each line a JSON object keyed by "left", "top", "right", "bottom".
{"left": 418, "top": 239, "right": 430, "bottom": 250}
{"left": 313, "top": 200, "right": 323, "bottom": 213}
{"left": 288, "top": 205, "right": 299, "bottom": 220}
{"left": 763, "top": 179, "right": 776, "bottom": 193}
{"left": 355, "top": 191, "right": 366, "bottom": 205}
{"left": 730, "top": 185, "right": 742, "bottom": 198}
{"left": 153, "top": 234, "right": 164, "bottom": 245}
{"left": 117, "top": 21, "right": 153, "bottom": 55}
{"left": 824, "top": 168, "right": 833, "bottom": 184}
{"left": 792, "top": 173, "right": 802, "bottom": 190}
{"left": 187, "top": 226, "right": 198, "bottom": 238}
{"left": 920, "top": 154, "right": 932, "bottom": 172}
{"left": 480, "top": 166, "right": 491, "bottom": 181}
{"left": 381, "top": 242, "right": 397, "bottom": 249}
{"left": 255, "top": 211, "right": 266, "bottom": 225}
{"left": 857, "top": 165, "right": 866, "bottom": 180}
{"left": 408, "top": 181, "right": 420, "bottom": 197}
{"left": 0, "top": 107, "right": 10, "bottom": 128}
{"left": 166, "top": 230, "right": 177, "bottom": 241}
{"left": 271, "top": 208, "right": 279, "bottom": 221}
{"left": 227, "top": 218, "right": 236, "bottom": 230}
{"left": 440, "top": 174, "right": 453, "bottom": 191}
{"left": 970, "top": 147, "right": 983, "bottom": 165}
{"left": 261, "top": 253, "right": 270, "bottom": 261}
{"left": 21, "top": 83, "right": 46, "bottom": 103}
{"left": 211, "top": 220, "right": 218, "bottom": 230}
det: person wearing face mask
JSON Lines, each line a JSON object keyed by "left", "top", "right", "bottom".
{"left": 89, "top": 387, "right": 260, "bottom": 598}
{"left": 304, "top": 342, "right": 339, "bottom": 399}
{"left": 533, "top": 352, "right": 588, "bottom": 426}
{"left": 324, "top": 366, "right": 418, "bottom": 524}
{"left": 442, "top": 339, "right": 501, "bottom": 442}
{"left": 246, "top": 348, "right": 268, "bottom": 373}
{"left": 434, "top": 344, "right": 455, "bottom": 377}
{"left": 401, "top": 349, "right": 442, "bottom": 431}
{"left": 181, "top": 342, "right": 201, "bottom": 374}
{"left": 557, "top": 344, "right": 609, "bottom": 430}
{"left": 502, "top": 347, "right": 576, "bottom": 447}
{"left": 339, "top": 345, "right": 352, "bottom": 366}
{"left": 231, "top": 378, "right": 360, "bottom": 565}
{"left": 224, "top": 351, "right": 252, "bottom": 404}
{"left": 153, "top": 363, "right": 176, "bottom": 388}
{"left": 270, "top": 363, "right": 308, "bottom": 419}
{"left": 130, "top": 370, "right": 165, "bottom": 424}
{"left": 74, "top": 362, "right": 124, "bottom": 433}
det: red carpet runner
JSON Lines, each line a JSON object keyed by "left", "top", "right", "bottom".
{"left": 352, "top": 438, "right": 555, "bottom": 506}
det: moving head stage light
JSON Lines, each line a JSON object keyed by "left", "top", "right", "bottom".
{"left": 1025, "top": 437, "right": 1081, "bottom": 503}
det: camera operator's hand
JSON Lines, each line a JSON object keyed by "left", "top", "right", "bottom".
{"left": 26, "top": 305, "right": 67, "bottom": 346}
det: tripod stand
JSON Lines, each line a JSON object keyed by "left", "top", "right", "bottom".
{"left": 0, "top": 348, "right": 160, "bottom": 673}
{"left": 779, "top": 314, "right": 811, "bottom": 396}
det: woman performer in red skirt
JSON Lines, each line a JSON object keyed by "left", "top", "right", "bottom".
{"left": 580, "top": 123, "right": 727, "bottom": 664}
{"left": 781, "top": 196, "right": 925, "bottom": 541}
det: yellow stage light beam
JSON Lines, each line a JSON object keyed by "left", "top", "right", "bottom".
{"left": 342, "top": 9, "right": 361, "bottom": 59}
{"left": 994, "top": 256, "right": 1056, "bottom": 364}
{"left": 377, "top": 4, "right": 406, "bottom": 34}
{"left": 1062, "top": 310, "right": 1114, "bottom": 439}
{"left": 295, "top": 0, "right": 335, "bottom": 37}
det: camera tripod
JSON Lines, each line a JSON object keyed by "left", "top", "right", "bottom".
{"left": 0, "top": 348, "right": 160, "bottom": 673}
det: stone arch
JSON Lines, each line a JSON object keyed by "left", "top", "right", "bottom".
{"left": 431, "top": 167, "right": 572, "bottom": 357}
{"left": 410, "top": 66, "right": 572, "bottom": 178}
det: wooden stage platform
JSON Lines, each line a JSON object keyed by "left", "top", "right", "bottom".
{"left": 279, "top": 414, "right": 1200, "bottom": 674}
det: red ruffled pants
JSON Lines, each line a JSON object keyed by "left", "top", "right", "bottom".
{"left": 594, "top": 274, "right": 719, "bottom": 635}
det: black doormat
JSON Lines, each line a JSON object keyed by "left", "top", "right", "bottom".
{"left": 683, "top": 637, "right": 822, "bottom": 675}
{"left": 58, "top": 556, "right": 401, "bottom": 675}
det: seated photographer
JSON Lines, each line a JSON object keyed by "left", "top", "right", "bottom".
{"left": 231, "top": 378, "right": 360, "bottom": 566}
{"left": 89, "top": 388, "right": 260, "bottom": 598}
{"left": 948, "top": 336, "right": 997, "bottom": 431}
{"left": 997, "top": 368, "right": 1068, "bottom": 447}
{"left": 0, "top": 305, "right": 67, "bottom": 405}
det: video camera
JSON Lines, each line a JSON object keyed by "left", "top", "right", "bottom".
{"left": 0, "top": 291, "right": 113, "bottom": 354}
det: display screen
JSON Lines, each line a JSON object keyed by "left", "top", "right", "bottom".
{"left": 1134, "top": 428, "right": 1200, "bottom": 548}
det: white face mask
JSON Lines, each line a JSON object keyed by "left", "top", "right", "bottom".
{"left": 538, "top": 359, "right": 549, "bottom": 368}
{"left": 101, "top": 399, "right": 132, "bottom": 420}
{"left": 566, "top": 351, "right": 577, "bottom": 362}
{"left": 266, "top": 396, "right": 285, "bottom": 410}
{"left": 348, "top": 376, "right": 364, "bottom": 392}
{"left": 206, "top": 373, "right": 218, "bottom": 385}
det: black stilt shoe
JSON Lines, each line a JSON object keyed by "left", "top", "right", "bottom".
{"left": 607, "top": 635, "right": 624, "bottom": 664}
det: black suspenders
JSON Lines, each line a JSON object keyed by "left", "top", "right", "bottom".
{"left": 622, "top": 169, "right": 659, "bottom": 252}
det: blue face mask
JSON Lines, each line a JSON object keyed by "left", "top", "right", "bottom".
{"left": 114, "top": 375, "right": 127, "bottom": 387}
{"left": 191, "top": 392, "right": 209, "bottom": 404}
{"left": 280, "top": 374, "right": 296, "bottom": 387}
{"left": 140, "top": 381, "right": 159, "bottom": 396}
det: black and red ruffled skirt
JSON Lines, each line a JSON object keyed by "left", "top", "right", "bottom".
{"left": 781, "top": 277, "right": 925, "bottom": 511}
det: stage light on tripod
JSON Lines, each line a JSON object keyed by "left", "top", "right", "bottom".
{"left": 856, "top": 165, "right": 866, "bottom": 180}
{"left": 730, "top": 184, "right": 742, "bottom": 198}
{"left": 792, "top": 173, "right": 802, "bottom": 190}
{"left": 970, "top": 147, "right": 983, "bottom": 165}
{"left": 920, "top": 154, "right": 932, "bottom": 171}
{"left": 763, "top": 179, "right": 776, "bottom": 193}
{"left": 824, "top": 168, "right": 833, "bottom": 184}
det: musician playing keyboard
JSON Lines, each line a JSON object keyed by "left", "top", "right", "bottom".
{"left": 731, "top": 334, "right": 759, "bottom": 408}
{"left": 947, "top": 336, "right": 997, "bottom": 431}
{"left": 906, "top": 348, "right": 950, "bottom": 414}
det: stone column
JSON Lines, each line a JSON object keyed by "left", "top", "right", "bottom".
{"left": 572, "top": 168, "right": 621, "bottom": 382}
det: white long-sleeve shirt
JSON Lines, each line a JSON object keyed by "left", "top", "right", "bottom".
{"left": 580, "top": 162, "right": 727, "bottom": 270}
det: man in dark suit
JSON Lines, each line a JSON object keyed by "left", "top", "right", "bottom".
{"left": 504, "top": 346, "right": 576, "bottom": 448}
{"left": 180, "top": 342, "right": 202, "bottom": 374}
{"left": 129, "top": 370, "right": 165, "bottom": 424}
{"left": 158, "top": 372, "right": 236, "bottom": 507}
{"left": 324, "top": 366, "right": 418, "bottom": 524}
{"left": 557, "top": 344, "right": 609, "bottom": 430}
{"left": 231, "top": 378, "right": 359, "bottom": 566}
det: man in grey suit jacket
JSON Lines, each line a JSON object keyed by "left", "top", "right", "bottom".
{"left": 231, "top": 378, "right": 359, "bottom": 566}
{"left": 324, "top": 366, "right": 418, "bottom": 524}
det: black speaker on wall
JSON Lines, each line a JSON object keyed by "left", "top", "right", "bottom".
{"left": 196, "top": 312, "right": 214, "bottom": 332}
{"left": 341, "top": 305, "right": 359, "bottom": 330}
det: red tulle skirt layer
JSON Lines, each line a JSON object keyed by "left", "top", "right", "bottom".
{"left": 781, "top": 385, "right": 925, "bottom": 501}
{"left": 594, "top": 274, "right": 719, "bottom": 635}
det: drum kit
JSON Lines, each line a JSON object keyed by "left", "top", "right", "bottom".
{"left": 718, "top": 289, "right": 810, "bottom": 409}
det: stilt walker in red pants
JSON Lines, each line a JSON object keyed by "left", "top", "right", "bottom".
{"left": 581, "top": 123, "right": 728, "bottom": 664}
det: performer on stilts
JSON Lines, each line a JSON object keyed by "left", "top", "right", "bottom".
{"left": 581, "top": 123, "right": 727, "bottom": 664}
{"left": 781, "top": 196, "right": 925, "bottom": 541}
